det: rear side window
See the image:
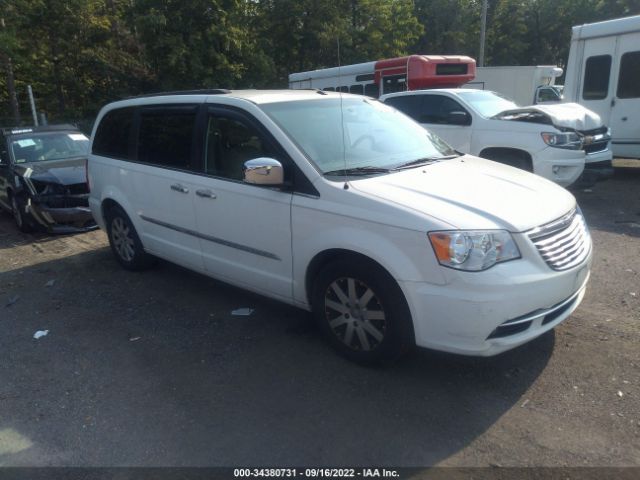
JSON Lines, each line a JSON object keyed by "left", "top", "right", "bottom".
{"left": 384, "top": 96, "right": 423, "bottom": 121}
{"left": 136, "top": 107, "right": 197, "bottom": 170}
{"left": 582, "top": 55, "right": 612, "bottom": 100}
{"left": 617, "top": 51, "right": 640, "bottom": 99}
{"left": 92, "top": 107, "right": 135, "bottom": 159}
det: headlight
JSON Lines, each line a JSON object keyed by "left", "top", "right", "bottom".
{"left": 428, "top": 230, "right": 521, "bottom": 271}
{"left": 541, "top": 132, "right": 582, "bottom": 150}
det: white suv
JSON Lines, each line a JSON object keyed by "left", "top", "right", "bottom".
{"left": 380, "top": 89, "right": 613, "bottom": 187}
{"left": 88, "top": 89, "right": 592, "bottom": 364}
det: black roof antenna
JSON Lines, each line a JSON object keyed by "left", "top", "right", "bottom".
{"left": 337, "top": 37, "right": 349, "bottom": 190}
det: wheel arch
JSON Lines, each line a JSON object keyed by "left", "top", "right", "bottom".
{"left": 479, "top": 147, "right": 534, "bottom": 171}
{"left": 305, "top": 248, "right": 402, "bottom": 309}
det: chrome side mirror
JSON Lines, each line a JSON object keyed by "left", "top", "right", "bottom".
{"left": 243, "top": 158, "right": 284, "bottom": 186}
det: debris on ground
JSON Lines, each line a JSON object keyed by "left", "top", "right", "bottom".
{"left": 617, "top": 390, "right": 624, "bottom": 398}
{"left": 521, "top": 399, "right": 530, "bottom": 408}
{"left": 5, "top": 295, "right": 19, "bottom": 307}
{"left": 45, "top": 280, "right": 56, "bottom": 288}
{"left": 232, "top": 308, "right": 254, "bottom": 316}
{"left": 129, "top": 336, "right": 141, "bottom": 342}
{"left": 33, "top": 330, "right": 49, "bottom": 339}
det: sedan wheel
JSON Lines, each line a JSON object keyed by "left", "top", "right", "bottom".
{"left": 11, "top": 196, "right": 32, "bottom": 233}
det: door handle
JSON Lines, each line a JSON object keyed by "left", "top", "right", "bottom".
{"left": 621, "top": 116, "right": 628, "bottom": 122}
{"left": 196, "top": 189, "right": 217, "bottom": 199}
{"left": 170, "top": 184, "right": 189, "bottom": 194}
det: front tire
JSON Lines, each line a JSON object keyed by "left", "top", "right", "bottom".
{"left": 11, "top": 195, "right": 33, "bottom": 233}
{"left": 311, "top": 259, "right": 414, "bottom": 365}
{"left": 105, "top": 205, "right": 156, "bottom": 271}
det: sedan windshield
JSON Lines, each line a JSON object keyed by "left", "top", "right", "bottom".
{"left": 456, "top": 91, "right": 519, "bottom": 118}
{"left": 259, "top": 97, "right": 457, "bottom": 175}
{"left": 10, "top": 132, "right": 89, "bottom": 163}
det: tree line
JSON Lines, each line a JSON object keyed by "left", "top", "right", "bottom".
{"left": 1, "top": 0, "right": 639, "bottom": 127}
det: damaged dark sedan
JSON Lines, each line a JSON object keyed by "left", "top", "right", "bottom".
{"left": 0, "top": 124, "right": 97, "bottom": 233}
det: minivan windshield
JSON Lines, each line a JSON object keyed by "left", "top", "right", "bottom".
{"left": 10, "top": 132, "right": 89, "bottom": 164}
{"left": 456, "top": 91, "right": 519, "bottom": 118}
{"left": 260, "top": 97, "right": 457, "bottom": 175}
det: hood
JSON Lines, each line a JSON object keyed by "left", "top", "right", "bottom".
{"left": 350, "top": 155, "right": 576, "bottom": 232}
{"left": 13, "top": 157, "right": 87, "bottom": 186}
{"left": 494, "top": 102, "right": 603, "bottom": 131}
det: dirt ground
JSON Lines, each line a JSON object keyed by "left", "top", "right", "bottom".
{"left": 0, "top": 167, "right": 638, "bottom": 468}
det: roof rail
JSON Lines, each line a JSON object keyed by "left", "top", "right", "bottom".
{"left": 127, "top": 89, "right": 232, "bottom": 99}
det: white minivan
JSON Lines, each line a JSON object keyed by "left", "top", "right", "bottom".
{"left": 88, "top": 89, "right": 592, "bottom": 364}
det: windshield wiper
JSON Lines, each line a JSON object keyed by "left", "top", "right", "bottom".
{"left": 324, "top": 166, "right": 391, "bottom": 176}
{"left": 391, "top": 154, "right": 460, "bottom": 171}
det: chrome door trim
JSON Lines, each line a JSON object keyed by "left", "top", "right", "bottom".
{"left": 139, "top": 214, "right": 281, "bottom": 261}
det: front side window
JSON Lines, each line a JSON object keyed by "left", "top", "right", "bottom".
{"left": 583, "top": 55, "right": 612, "bottom": 100}
{"left": 204, "top": 115, "right": 272, "bottom": 181}
{"left": 136, "top": 107, "right": 196, "bottom": 169}
{"left": 617, "top": 51, "right": 640, "bottom": 99}
{"left": 10, "top": 132, "right": 89, "bottom": 164}
{"left": 260, "top": 97, "right": 456, "bottom": 175}
{"left": 92, "top": 107, "right": 134, "bottom": 159}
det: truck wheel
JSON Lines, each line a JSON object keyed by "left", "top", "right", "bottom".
{"left": 105, "top": 205, "right": 156, "bottom": 271}
{"left": 311, "top": 258, "right": 414, "bottom": 365}
{"left": 11, "top": 196, "right": 33, "bottom": 233}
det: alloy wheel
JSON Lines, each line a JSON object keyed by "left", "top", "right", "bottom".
{"left": 324, "top": 277, "right": 387, "bottom": 351}
{"left": 111, "top": 217, "right": 135, "bottom": 262}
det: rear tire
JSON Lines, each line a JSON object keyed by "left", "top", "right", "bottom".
{"left": 105, "top": 205, "right": 156, "bottom": 271}
{"left": 311, "top": 258, "right": 414, "bottom": 365}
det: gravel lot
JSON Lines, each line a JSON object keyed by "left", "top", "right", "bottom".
{"left": 0, "top": 167, "right": 638, "bottom": 468}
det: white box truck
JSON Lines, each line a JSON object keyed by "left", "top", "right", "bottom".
{"left": 563, "top": 14, "right": 640, "bottom": 159}
{"left": 466, "top": 65, "right": 564, "bottom": 106}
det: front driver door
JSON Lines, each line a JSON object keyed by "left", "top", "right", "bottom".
{"left": 418, "top": 94, "right": 473, "bottom": 153}
{"left": 190, "top": 107, "right": 293, "bottom": 300}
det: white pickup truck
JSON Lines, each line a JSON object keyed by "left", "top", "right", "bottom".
{"left": 380, "top": 89, "right": 613, "bottom": 187}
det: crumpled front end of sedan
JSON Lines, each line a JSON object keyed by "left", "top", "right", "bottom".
{"left": 24, "top": 179, "right": 97, "bottom": 233}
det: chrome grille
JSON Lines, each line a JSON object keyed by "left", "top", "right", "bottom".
{"left": 528, "top": 209, "right": 591, "bottom": 271}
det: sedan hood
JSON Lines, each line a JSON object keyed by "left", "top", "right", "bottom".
{"left": 351, "top": 155, "right": 576, "bottom": 232}
{"left": 13, "top": 157, "right": 87, "bottom": 186}
{"left": 494, "top": 102, "right": 603, "bottom": 131}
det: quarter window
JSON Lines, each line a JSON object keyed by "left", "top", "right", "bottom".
{"left": 617, "top": 51, "right": 640, "bottom": 99}
{"left": 583, "top": 55, "right": 612, "bottom": 100}
{"left": 137, "top": 107, "right": 197, "bottom": 169}
{"left": 92, "top": 107, "right": 135, "bottom": 159}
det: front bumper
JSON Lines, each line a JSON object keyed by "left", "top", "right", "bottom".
{"left": 533, "top": 147, "right": 584, "bottom": 187}
{"left": 400, "top": 237, "right": 592, "bottom": 356}
{"left": 27, "top": 196, "right": 98, "bottom": 233}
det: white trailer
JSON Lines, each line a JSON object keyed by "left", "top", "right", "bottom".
{"left": 466, "top": 65, "right": 563, "bottom": 106}
{"left": 563, "top": 14, "right": 640, "bottom": 159}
